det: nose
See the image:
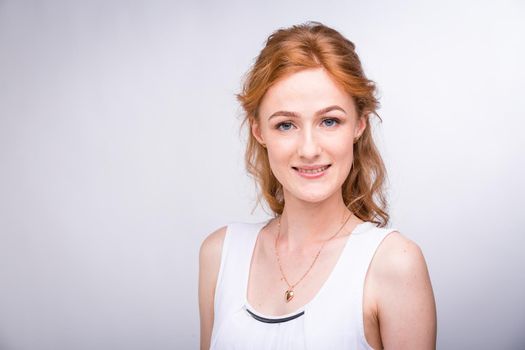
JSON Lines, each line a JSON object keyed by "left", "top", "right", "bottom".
{"left": 297, "top": 126, "right": 321, "bottom": 159}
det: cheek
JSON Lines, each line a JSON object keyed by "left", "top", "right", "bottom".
{"left": 266, "top": 149, "right": 287, "bottom": 175}
{"left": 332, "top": 141, "right": 355, "bottom": 175}
{"left": 329, "top": 135, "right": 354, "bottom": 158}
{"left": 266, "top": 137, "right": 294, "bottom": 162}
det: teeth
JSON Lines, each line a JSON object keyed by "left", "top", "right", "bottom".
{"left": 297, "top": 165, "right": 329, "bottom": 174}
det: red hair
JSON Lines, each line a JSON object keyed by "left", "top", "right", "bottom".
{"left": 236, "top": 21, "right": 389, "bottom": 226}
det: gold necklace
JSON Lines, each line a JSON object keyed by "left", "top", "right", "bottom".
{"left": 274, "top": 212, "right": 353, "bottom": 303}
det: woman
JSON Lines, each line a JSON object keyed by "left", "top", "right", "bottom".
{"left": 199, "top": 22, "right": 436, "bottom": 350}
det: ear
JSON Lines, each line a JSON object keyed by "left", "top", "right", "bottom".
{"left": 354, "top": 115, "right": 367, "bottom": 139}
{"left": 251, "top": 118, "right": 265, "bottom": 145}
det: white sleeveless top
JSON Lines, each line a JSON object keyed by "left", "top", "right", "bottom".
{"left": 210, "top": 219, "right": 397, "bottom": 350}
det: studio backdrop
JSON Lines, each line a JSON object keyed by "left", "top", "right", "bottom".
{"left": 0, "top": 0, "right": 524, "bottom": 349}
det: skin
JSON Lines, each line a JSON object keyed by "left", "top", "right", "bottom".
{"left": 199, "top": 67, "right": 436, "bottom": 349}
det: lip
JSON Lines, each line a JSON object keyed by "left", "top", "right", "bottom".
{"left": 292, "top": 164, "right": 331, "bottom": 179}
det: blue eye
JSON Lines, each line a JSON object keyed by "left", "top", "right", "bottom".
{"left": 276, "top": 122, "right": 294, "bottom": 131}
{"left": 322, "top": 118, "right": 340, "bottom": 127}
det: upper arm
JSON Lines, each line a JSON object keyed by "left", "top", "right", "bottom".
{"left": 199, "top": 226, "right": 227, "bottom": 350}
{"left": 371, "top": 231, "right": 437, "bottom": 350}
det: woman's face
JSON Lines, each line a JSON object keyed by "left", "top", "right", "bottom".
{"left": 253, "top": 67, "right": 366, "bottom": 204}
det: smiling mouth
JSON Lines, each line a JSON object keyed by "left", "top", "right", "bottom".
{"left": 292, "top": 165, "right": 331, "bottom": 174}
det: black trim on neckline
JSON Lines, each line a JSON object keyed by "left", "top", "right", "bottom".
{"left": 246, "top": 308, "right": 305, "bottom": 324}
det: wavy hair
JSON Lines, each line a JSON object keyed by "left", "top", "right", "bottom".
{"left": 236, "top": 21, "right": 389, "bottom": 227}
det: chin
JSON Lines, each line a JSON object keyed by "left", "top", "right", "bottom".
{"left": 284, "top": 186, "right": 339, "bottom": 204}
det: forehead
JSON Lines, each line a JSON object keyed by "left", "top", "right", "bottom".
{"left": 259, "top": 67, "right": 356, "bottom": 118}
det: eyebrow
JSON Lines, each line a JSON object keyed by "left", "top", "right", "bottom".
{"left": 268, "top": 105, "right": 347, "bottom": 120}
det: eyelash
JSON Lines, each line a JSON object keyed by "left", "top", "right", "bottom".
{"left": 275, "top": 118, "right": 341, "bottom": 131}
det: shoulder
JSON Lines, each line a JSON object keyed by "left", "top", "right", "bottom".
{"left": 198, "top": 225, "right": 228, "bottom": 304}
{"left": 367, "top": 229, "right": 432, "bottom": 296}
{"left": 368, "top": 230, "right": 437, "bottom": 348}
{"left": 374, "top": 230, "right": 427, "bottom": 276}
{"left": 198, "top": 225, "right": 228, "bottom": 350}
{"left": 199, "top": 225, "right": 228, "bottom": 266}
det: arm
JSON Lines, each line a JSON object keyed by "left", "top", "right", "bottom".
{"left": 198, "top": 226, "right": 227, "bottom": 350}
{"left": 371, "top": 232, "right": 437, "bottom": 349}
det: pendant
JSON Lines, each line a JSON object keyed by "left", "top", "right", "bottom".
{"left": 285, "top": 289, "right": 294, "bottom": 302}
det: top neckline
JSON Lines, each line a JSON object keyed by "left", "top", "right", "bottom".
{"left": 243, "top": 219, "right": 375, "bottom": 319}
{"left": 245, "top": 300, "right": 306, "bottom": 320}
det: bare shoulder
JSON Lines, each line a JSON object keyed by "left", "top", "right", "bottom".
{"left": 199, "top": 225, "right": 228, "bottom": 264}
{"left": 368, "top": 230, "right": 437, "bottom": 349}
{"left": 199, "top": 225, "right": 228, "bottom": 350}
{"left": 371, "top": 230, "right": 428, "bottom": 280}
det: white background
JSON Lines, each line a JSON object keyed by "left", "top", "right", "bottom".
{"left": 1, "top": 0, "right": 524, "bottom": 349}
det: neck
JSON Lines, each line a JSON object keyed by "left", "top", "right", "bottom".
{"left": 277, "top": 189, "right": 356, "bottom": 250}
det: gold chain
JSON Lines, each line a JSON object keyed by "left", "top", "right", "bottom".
{"left": 274, "top": 211, "right": 353, "bottom": 302}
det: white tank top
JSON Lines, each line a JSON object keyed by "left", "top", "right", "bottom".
{"left": 210, "top": 219, "right": 397, "bottom": 350}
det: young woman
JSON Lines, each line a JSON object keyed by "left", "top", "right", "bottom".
{"left": 199, "top": 22, "right": 436, "bottom": 350}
